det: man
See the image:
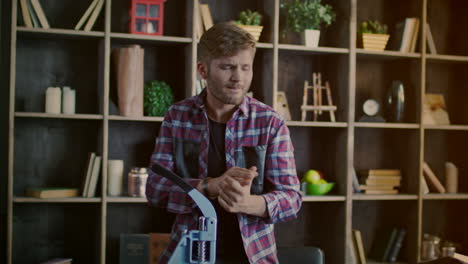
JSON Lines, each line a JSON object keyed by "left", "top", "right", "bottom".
{"left": 146, "top": 22, "right": 301, "bottom": 264}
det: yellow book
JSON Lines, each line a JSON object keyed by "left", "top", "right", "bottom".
{"left": 26, "top": 188, "right": 79, "bottom": 198}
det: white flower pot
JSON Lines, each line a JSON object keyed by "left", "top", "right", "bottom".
{"left": 302, "top": 29, "right": 320, "bottom": 47}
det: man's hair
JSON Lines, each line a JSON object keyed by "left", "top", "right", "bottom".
{"left": 198, "top": 21, "right": 256, "bottom": 63}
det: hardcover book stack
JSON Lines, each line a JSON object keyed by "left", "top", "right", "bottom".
{"left": 358, "top": 169, "right": 401, "bottom": 194}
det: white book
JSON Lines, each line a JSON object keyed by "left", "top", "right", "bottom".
{"left": 426, "top": 23, "right": 437, "bottom": 54}
{"left": 82, "top": 152, "right": 96, "bottom": 197}
{"left": 83, "top": 0, "right": 105, "bottom": 32}
{"left": 75, "top": 0, "right": 101, "bottom": 30}
{"left": 30, "top": 0, "right": 50, "bottom": 29}
{"left": 19, "top": 0, "right": 33, "bottom": 28}
{"left": 409, "top": 18, "right": 420, "bottom": 53}
{"left": 400, "top": 18, "right": 414, "bottom": 52}
{"left": 87, "top": 156, "right": 102, "bottom": 197}
{"left": 199, "top": 4, "right": 213, "bottom": 31}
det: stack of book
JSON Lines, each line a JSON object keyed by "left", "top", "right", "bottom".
{"left": 393, "top": 17, "right": 420, "bottom": 53}
{"left": 358, "top": 169, "right": 401, "bottom": 194}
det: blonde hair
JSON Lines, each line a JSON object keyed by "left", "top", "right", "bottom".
{"left": 198, "top": 21, "right": 256, "bottom": 63}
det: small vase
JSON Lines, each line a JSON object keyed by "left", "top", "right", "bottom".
{"left": 301, "top": 29, "right": 320, "bottom": 47}
{"left": 385, "top": 80, "right": 405, "bottom": 122}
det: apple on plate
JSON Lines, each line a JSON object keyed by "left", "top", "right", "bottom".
{"left": 303, "top": 169, "right": 326, "bottom": 184}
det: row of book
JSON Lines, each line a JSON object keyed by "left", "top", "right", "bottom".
{"left": 19, "top": 0, "right": 104, "bottom": 31}
{"left": 26, "top": 152, "right": 102, "bottom": 198}
{"left": 393, "top": 17, "right": 438, "bottom": 54}
{"left": 120, "top": 233, "right": 170, "bottom": 264}
{"left": 351, "top": 227, "right": 407, "bottom": 264}
{"left": 353, "top": 169, "right": 401, "bottom": 195}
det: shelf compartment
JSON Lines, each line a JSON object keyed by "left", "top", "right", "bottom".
{"left": 425, "top": 62, "right": 468, "bottom": 125}
{"left": 15, "top": 112, "right": 103, "bottom": 120}
{"left": 106, "top": 204, "right": 174, "bottom": 263}
{"left": 13, "top": 203, "right": 101, "bottom": 263}
{"left": 290, "top": 127, "right": 348, "bottom": 196}
{"left": 278, "top": 52, "right": 349, "bottom": 122}
{"left": 13, "top": 196, "right": 101, "bottom": 203}
{"left": 352, "top": 200, "right": 419, "bottom": 264}
{"left": 275, "top": 202, "right": 346, "bottom": 263}
{"left": 15, "top": 37, "right": 104, "bottom": 114}
{"left": 422, "top": 200, "right": 468, "bottom": 256}
{"left": 424, "top": 130, "right": 468, "bottom": 194}
{"left": 356, "top": 58, "right": 420, "bottom": 124}
{"left": 13, "top": 118, "right": 102, "bottom": 197}
{"left": 354, "top": 128, "right": 420, "bottom": 194}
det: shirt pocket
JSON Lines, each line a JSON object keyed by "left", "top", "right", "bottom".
{"left": 235, "top": 145, "right": 267, "bottom": 195}
{"left": 173, "top": 138, "right": 200, "bottom": 179}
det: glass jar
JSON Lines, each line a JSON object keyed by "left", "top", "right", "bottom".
{"left": 421, "top": 234, "right": 441, "bottom": 261}
{"left": 128, "top": 167, "right": 148, "bottom": 197}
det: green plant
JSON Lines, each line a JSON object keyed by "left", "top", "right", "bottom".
{"left": 281, "top": 0, "right": 335, "bottom": 32}
{"left": 360, "top": 20, "right": 388, "bottom": 34}
{"left": 144, "top": 80, "right": 174, "bottom": 117}
{"left": 236, "top": 9, "right": 263, "bottom": 26}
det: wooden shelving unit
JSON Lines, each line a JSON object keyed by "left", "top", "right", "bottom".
{"left": 5, "top": 0, "right": 468, "bottom": 263}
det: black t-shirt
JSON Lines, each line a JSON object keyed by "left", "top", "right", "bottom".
{"left": 208, "top": 119, "right": 249, "bottom": 263}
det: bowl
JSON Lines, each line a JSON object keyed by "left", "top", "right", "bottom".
{"left": 305, "top": 182, "right": 335, "bottom": 195}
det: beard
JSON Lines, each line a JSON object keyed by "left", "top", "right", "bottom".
{"left": 206, "top": 79, "right": 247, "bottom": 105}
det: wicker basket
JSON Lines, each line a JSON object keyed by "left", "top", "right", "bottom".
{"left": 362, "top": 33, "right": 390, "bottom": 51}
{"left": 238, "top": 25, "right": 263, "bottom": 42}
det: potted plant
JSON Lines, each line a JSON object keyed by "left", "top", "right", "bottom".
{"left": 360, "top": 20, "right": 390, "bottom": 51}
{"left": 144, "top": 80, "right": 174, "bottom": 117}
{"left": 235, "top": 9, "right": 263, "bottom": 41}
{"left": 281, "top": 0, "right": 335, "bottom": 47}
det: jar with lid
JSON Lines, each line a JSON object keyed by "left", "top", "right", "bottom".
{"left": 128, "top": 167, "right": 148, "bottom": 197}
{"left": 421, "top": 234, "right": 441, "bottom": 261}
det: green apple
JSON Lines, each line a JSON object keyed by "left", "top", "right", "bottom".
{"left": 318, "top": 178, "right": 327, "bottom": 184}
{"left": 303, "top": 169, "right": 322, "bottom": 184}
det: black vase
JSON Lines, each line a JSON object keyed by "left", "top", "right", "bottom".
{"left": 385, "top": 80, "right": 405, "bottom": 122}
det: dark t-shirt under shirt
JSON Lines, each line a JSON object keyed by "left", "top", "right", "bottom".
{"left": 208, "top": 119, "right": 249, "bottom": 263}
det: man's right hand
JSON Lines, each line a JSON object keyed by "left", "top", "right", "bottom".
{"left": 205, "top": 166, "right": 258, "bottom": 198}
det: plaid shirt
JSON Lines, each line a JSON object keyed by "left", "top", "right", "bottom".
{"left": 146, "top": 90, "right": 301, "bottom": 263}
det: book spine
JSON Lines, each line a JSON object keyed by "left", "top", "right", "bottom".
{"left": 388, "top": 229, "right": 406, "bottom": 262}
{"left": 382, "top": 228, "right": 398, "bottom": 261}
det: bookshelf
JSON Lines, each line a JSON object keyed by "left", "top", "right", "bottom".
{"left": 5, "top": 0, "right": 468, "bottom": 263}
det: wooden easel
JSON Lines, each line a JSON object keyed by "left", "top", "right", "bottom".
{"left": 301, "top": 73, "right": 337, "bottom": 122}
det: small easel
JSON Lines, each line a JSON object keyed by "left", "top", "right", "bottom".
{"left": 301, "top": 72, "right": 337, "bottom": 122}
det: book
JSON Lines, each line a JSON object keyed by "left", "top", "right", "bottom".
{"left": 75, "top": 0, "right": 101, "bottom": 30}
{"left": 196, "top": 1, "right": 204, "bottom": 38}
{"left": 19, "top": 0, "right": 33, "bottom": 28}
{"left": 83, "top": 0, "right": 104, "bottom": 32}
{"left": 409, "top": 18, "right": 420, "bottom": 53}
{"left": 30, "top": 0, "right": 50, "bottom": 29}
{"left": 422, "top": 162, "right": 446, "bottom": 193}
{"left": 382, "top": 228, "right": 399, "bottom": 261}
{"left": 26, "top": 188, "right": 79, "bottom": 198}
{"left": 82, "top": 152, "right": 96, "bottom": 197}
{"left": 86, "top": 155, "right": 102, "bottom": 197}
{"left": 150, "top": 233, "right": 171, "bottom": 264}
{"left": 352, "top": 229, "right": 366, "bottom": 264}
{"left": 387, "top": 228, "right": 407, "bottom": 262}
{"left": 421, "top": 175, "right": 430, "bottom": 194}
{"left": 199, "top": 4, "right": 213, "bottom": 31}
{"left": 364, "top": 178, "right": 401, "bottom": 186}
{"left": 120, "top": 234, "right": 150, "bottom": 264}
{"left": 352, "top": 169, "right": 362, "bottom": 193}
{"left": 399, "top": 18, "right": 414, "bottom": 52}
{"left": 40, "top": 258, "right": 73, "bottom": 264}
{"left": 364, "top": 189, "right": 398, "bottom": 195}
{"left": 426, "top": 23, "right": 437, "bottom": 54}
{"left": 359, "top": 185, "right": 396, "bottom": 191}
{"left": 26, "top": 0, "right": 40, "bottom": 28}
{"left": 360, "top": 169, "right": 401, "bottom": 176}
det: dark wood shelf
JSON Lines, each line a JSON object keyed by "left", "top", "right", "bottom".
{"left": 13, "top": 197, "right": 101, "bottom": 203}
{"left": 17, "top": 26, "right": 105, "bottom": 38}
{"left": 15, "top": 112, "right": 103, "bottom": 120}
{"left": 355, "top": 122, "right": 420, "bottom": 129}
{"left": 352, "top": 194, "right": 418, "bottom": 201}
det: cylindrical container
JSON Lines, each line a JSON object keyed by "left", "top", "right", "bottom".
{"left": 441, "top": 246, "right": 456, "bottom": 257}
{"left": 107, "top": 160, "right": 124, "bottom": 196}
{"left": 445, "top": 162, "right": 458, "bottom": 193}
{"left": 62, "top": 86, "right": 76, "bottom": 114}
{"left": 128, "top": 167, "right": 148, "bottom": 197}
{"left": 421, "top": 234, "right": 441, "bottom": 261}
{"left": 45, "top": 87, "right": 61, "bottom": 114}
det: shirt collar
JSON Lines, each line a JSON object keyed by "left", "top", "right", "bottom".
{"left": 194, "top": 88, "right": 249, "bottom": 118}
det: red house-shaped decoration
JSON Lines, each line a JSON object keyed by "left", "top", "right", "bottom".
{"left": 129, "top": 0, "right": 166, "bottom": 35}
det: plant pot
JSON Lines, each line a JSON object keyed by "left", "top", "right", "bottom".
{"left": 362, "top": 33, "right": 390, "bottom": 51}
{"left": 302, "top": 29, "right": 320, "bottom": 47}
{"left": 237, "top": 25, "right": 263, "bottom": 42}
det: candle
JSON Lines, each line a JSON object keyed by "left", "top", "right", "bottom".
{"left": 62, "top": 86, "right": 76, "bottom": 114}
{"left": 45, "top": 87, "right": 61, "bottom": 114}
{"left": 445, "top": 162, "right": 458, "bottom": 193}
{"left": 108, "top": 160, "right": 124, "bottom": 196}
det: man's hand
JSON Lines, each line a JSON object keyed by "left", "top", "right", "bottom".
{"left": 217, "top": 167, "right": 268, "bottom": 217}
{"left": 205, "top": 166, "right": 257, "bottom": 198}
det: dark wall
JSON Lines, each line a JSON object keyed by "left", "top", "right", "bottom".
{"left": 1, "top": 0, "right": 11, "bottom": 263}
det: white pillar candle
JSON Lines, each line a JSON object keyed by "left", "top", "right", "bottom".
{"left": 445, "top": 162, "right": 458, "bottom": 193}
{"left": 62, "top": 86, "right": 76, "bottom": 114}
{"left": 108, "top": 160, "right": 124, "bottom": 196}
{"left": 45, "top": 87, "right": 61, "bottom": 114}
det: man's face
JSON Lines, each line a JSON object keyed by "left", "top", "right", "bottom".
{"left": 199, "top": 48, "right": 255, "bottom": 105}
